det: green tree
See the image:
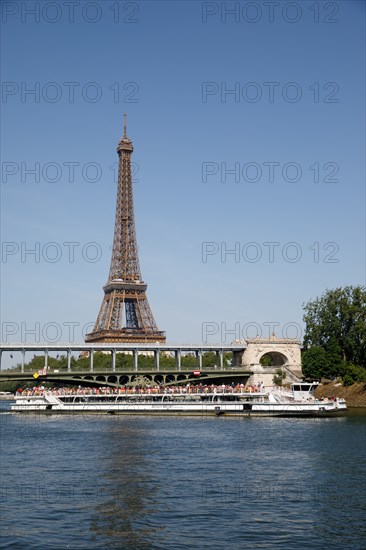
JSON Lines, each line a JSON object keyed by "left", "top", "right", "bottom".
{"left": 181, "top": 355, "right": 196, "bottom": 369}
{"left": 302, "top": 346, "right": 331, "bottom": 380}
{"left": 260, "top": 355, "right": 272, "bottom": 367}
{"left": 202, "top": 352, "right": 217, "bottom": 369}
{"left": 303, "top": 285, "right": 366, "bottom": 380}
{"left": 273, "top": 369, "right": 286, "bottom": 386}
{"left": 343, "top": 364, "right": 366, "bottom": 386}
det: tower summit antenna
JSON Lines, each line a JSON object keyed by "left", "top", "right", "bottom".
{"left": 123, "top": 113, "right": 127, "bottom": 138}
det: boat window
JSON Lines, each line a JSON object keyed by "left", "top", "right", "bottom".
{"left": 293, "top": 385, "right": 300, "bottom": 391}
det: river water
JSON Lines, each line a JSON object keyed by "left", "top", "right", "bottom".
{"left": 1, "top": 402, "right": 365, "bottom": 549}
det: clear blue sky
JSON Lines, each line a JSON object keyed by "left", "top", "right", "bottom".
{"left": 1, "top": 1, "right": 365, "bottom": 365}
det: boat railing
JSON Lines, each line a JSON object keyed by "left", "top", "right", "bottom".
{"left": 17, "top": 386, "right": 265, "bottom": 398}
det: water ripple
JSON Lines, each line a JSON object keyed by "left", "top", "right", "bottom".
{"left": 1, "top": 407, "right": 365, "bottom": 549}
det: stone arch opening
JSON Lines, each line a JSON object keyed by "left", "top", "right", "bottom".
{"left": 154, "top": 375, "right": 164, "bottom": 385}
{"left": 259, "top": 352, "right": 288, "bottom": 367}
{"left": 118, "top": 375, "right": 129, "bottom": 385}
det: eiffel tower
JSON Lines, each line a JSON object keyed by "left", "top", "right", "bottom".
{"left": 85, "top": 116, "right": 166, "bottom": 344}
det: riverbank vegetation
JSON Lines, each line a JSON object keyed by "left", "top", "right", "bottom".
{"left": 301, "top": 286, "right": 366, "bottom": 385}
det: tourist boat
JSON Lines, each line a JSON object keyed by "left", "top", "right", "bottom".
{"left": 11, "top": 383, "right": 347, "bottom": 417}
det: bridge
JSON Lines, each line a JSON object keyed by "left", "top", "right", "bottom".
{"left": 0, "top": 368, "right": 254, "bottom": 388}
{"left": 0, "top": 339, "right": 303, "bottom": 387}
{"left": 0, "top": 343, "right": 249, "bottom": 387}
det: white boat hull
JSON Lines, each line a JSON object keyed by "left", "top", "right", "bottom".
{"left": 11, "top": 392, "right": 347, "bottom": 417}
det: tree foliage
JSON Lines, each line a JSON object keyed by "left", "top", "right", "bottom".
{"left": 260, "top": 355, "right": 272, "bottom": 366}
{"left": 343, "top": 364, "right": 366, "bottom": 386}
{"left": 302, "top": 286, "right": 366, "bottom": 382}
{"left": 273, "top": 369, "right": 286, "bottom": 386}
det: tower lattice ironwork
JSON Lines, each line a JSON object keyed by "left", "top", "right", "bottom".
{"left": 85, "top": 116, "right": 166, "bottom": 344}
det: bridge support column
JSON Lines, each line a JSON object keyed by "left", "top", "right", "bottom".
{"left": 44, "top": 350, "right": 48, "bottom": 371}
{"left": 154, "top": 350, "right": 160, "bottom": 371}
{"left": 21, "top": 349, "right": 25, "bottom": 373}
{"left": 216, "top": 350, "right": 224, "bottom": 369}
{"left": 90, "top": 350, "right": 94, "bottom": 372}
{"left": 0, "top": 351, "right": 2, "bottom": 370}
{"left": 112, "top": 350, "right": 116, "bottom": 372}
{"left": 232, "top": 350, "right": 244, "bottom": 368}
{"left": 67, "top": 350, "right": 71, "bottom": 371}
{"left": 175, "top": 350, "right": 181, "bottom": 371}
{"left": 133, "top": 350, "right": 138, "bottom": 371}
{"left": 196, "top": 350, "right": 202, "bottom": 370}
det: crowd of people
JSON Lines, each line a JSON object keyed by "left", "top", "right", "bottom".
{"left": 17, "top": 382, "right": 265, "bottom": 397}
